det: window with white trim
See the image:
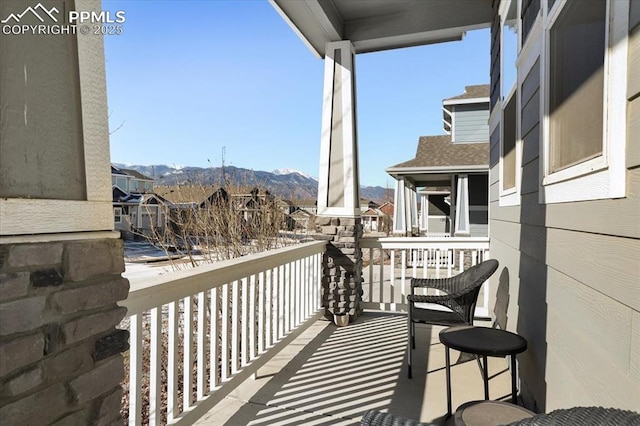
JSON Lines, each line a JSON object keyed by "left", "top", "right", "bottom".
{"left": 114, "top": 207, "right": 122, "bottom": 224}
{"left": 499, "top": 0, "right": 521, "bottom": 206}
{"left": 541, "top": 0, "right": 628, "bottom": 203}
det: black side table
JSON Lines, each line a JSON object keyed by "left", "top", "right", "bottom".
{"left": 439, "top": 326, "right": 528, "bottom": 417}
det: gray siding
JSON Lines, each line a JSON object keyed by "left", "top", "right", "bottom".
{"left": 452, "top": 104, "right": 490, "bottom": 143}
{"left": 488, "top": 1, "right": 640, "bottom": 414}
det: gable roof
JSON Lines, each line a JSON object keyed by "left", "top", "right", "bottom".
{"left": 155, "top": 185, "right": 220, "bottom": 205}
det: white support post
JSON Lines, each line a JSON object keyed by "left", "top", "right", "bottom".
{"left": 455, "top": 174, "right": 471, "bottom": 236}
{"left": 419, "top": 195, "right": 428, "bottom": 233}
{"left": 409, "top": 186, "right": 418, "bottom": 233}
{"left": 393, "top": 178, "right": 407, "bottom": 234}
{"left": 317, "top": 40, "right": 361, "bottom": 218}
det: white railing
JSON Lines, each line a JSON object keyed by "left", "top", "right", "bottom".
{"left": 360, "top": 236, "right": 491, "bottom": 316}
{"left": 119, "top": 240, "right": 326, "bottom": 425}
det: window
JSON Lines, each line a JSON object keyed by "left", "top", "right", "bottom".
{"left": 114, "top": 207, "right": 122, "bottom": 224}
{"left": 502, "top": 94, "right": 517, "bottom": 192}
{"left": 548, "top": 0, "right": 605, "bottom": 173}
{"left": 542, "top": 0, "right": 628, "bottom": 203}
{"left": 499, "top": 0, "right": 520, "bottom": 205}
{"left": 115, "top": 177, "right": 127, "bottom": 191}
{"left": 521, "top": 0, "right": 540, "bottom": 43}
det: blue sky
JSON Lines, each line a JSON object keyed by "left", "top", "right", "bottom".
{"left": 104, "top": 0, "right": 490, "bottom": 187}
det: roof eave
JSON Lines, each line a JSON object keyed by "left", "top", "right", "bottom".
{"left": 385, "top": 164, "right": 489, "bottom": 175}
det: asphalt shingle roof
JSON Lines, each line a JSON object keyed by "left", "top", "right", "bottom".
{"left": 444, "top": 84, "right": 490, "bottom": 101}
{"left": 390, "top": 135, "right": 488, "bottom": 169}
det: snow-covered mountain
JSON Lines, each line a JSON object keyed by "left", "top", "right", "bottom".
{"left": 114, "top": 163, "right": 389, "bottom": 202}
{"left": 272, "top": 168, "right": 315, "bottom": 180}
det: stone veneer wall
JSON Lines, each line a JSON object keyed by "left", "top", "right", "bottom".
{"left": 0, "top": 238, "right": 129, "bottom": 425}
{"left": 314, "top": 217, "right": 364, "bottom": 320}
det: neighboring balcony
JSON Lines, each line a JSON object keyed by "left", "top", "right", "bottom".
{"left": 119, "top": 236, "right": 509, "bottom": 425}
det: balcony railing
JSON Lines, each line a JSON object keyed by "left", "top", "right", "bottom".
{"left": 360, "top": 236, "right": 491, "bottom": 316}
{"left": 119, "top": 240, "right": 326, "bottom": 425}
{"left": 118, "top": 235, "right": 491, "bottom": 424}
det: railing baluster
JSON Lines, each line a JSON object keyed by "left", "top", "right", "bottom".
{"left": 197, "top": 291, "right": 206, "bottom": 400}
{"left": 221, "top": 284, "right": 229, "bottom": 382}
{"left": 231, "top": 280, "right": 239, "bottom": 374}
{"left": 265, "top": 269, "right": 272, "bottom": 348}
{"left": 285, "top": 262, "right": 291, "bottom": 332}
{"left": 258, "top": 272, "right": 265, "bottom": 354}
{"left": 291, "top": 260, "right": 300, "bottom": 328}
{"left": 249, "top": 275, "right": 256, "bottom": 361}
{"left": 183, "top": 296, "right": 193, "bottom": 410}
{"left": 149, "top": 307, "right": 161, "bottom": 426}
{"left": 278, "top": 264, "right": 284, "bottom": 339}
{"left": 167, "top": 300, "right": 179, "bottom": 421}
{"left": 209, "top": 288, "right": 218, "bottom": 392}
{"left": 128, "top": 313, "right": 142, "bottom": 426}
{"left": 388, "top": 249, "right": 395, "bottom": 310}
{"left": 241, "top": 277, "right": 248, "bottom": 367}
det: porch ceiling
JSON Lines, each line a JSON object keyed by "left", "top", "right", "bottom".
{"left": 270, "top": 0, "right": 493, "bottom": 58}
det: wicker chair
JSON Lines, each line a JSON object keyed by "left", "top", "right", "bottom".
{"left": 360, "top": 409, "right": 434, "bottom": 426}
{"left": 407, "top": 258, "right": 499, "bottom": 378}
{"left": 509, "top": 406, "right": 640, "bottom": 425}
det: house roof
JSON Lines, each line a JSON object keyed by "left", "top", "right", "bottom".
{"left": 390, "top": 135, "right": 488, "bottom": 169}
{"left": 443, "top": 84, "right": 490, "bottom": 102}
{"left": 155, "top": 185, "right": 220, "bottom": 205}
{"left": 120, "top": 168, "right": 153, "bottom": 181}
{"left": 386, "top": 135, "right": 488, "bottom": 187}
{"left": 379, "top": 202, "right": 394, "bottom": 217}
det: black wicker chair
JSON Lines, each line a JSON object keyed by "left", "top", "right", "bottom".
{"left": 407, "top": 258, "right": 499, "bottom": 378}
{"left": 509, "top": 406, "right": 640, "bottom": 425}
{"left": 360, "top": 409, "right": 434, "bottom": 426}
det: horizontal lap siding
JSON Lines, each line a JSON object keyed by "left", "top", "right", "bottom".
{"left": 490, "top": 4, "right": 640, "bottom": 412}
{"left": 453, "top": 105, "right": 490, "bottom": 143}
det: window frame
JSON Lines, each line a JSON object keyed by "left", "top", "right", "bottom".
{"left": 540, "top": 0, "right": 628, "bottom": 203}
{"left": 114, "top": 207, "right": 123, "bottom": 224}
{"left": 499, "top": 0, "right": 522, "bottom": 206}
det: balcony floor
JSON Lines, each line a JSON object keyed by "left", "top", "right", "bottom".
{"left": 194, "top": 312, "right": 515, "bottom": 426}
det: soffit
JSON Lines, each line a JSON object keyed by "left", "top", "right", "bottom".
{"left": 271, "top": 0, "right": 493, "bottom": 58}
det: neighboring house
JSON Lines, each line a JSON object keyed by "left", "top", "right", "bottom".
{"left": 111, "top": 165, "right": 154, "bottom": 194}
{"left": 111, "top": 165, "right": 166, "bottom": 238}
{"left": 288, "top": 208, "right": 313, "bottom": 231}
{"left": 274, "top": 0, "right": 639, "bottom": 414}
{"left": 360, "top": 199, "right": 391, "bottom": 234}
{"left": 386, "top": 85, "right": 490, "bottom": 237}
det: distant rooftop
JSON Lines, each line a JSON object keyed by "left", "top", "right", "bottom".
{"left": 444, "top": 84, "right": 490, "bottom": 102}
{"left": 120, "top": 168, "right": 154, "bottom": 181}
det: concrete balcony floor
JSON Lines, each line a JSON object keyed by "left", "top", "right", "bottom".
{"left": 193, "top": 312, "right": 517, "bottom": 425}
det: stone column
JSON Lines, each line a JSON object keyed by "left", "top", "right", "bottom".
{"left": 0, "top": 239, "right": 129, "bottom": 425}
{"left": 0, "top": 1, "right": 128, "bottom": 423}
{"left": 315, "top": 41, "right": 363, "bottom": 321}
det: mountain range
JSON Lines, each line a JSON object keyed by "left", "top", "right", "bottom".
{"left": 115, "top": 164, "right": 392, "bottom": 202}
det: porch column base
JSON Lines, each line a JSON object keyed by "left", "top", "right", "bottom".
{"left": 313, "top": 216, "right": 363, "bottom": 321}
{"left": 0, "top": 237, "right": 129, "bottom": 424}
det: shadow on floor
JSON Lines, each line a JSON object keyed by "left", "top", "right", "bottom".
{"left": 222, "top": 312, "right": 432, "bottom": 425}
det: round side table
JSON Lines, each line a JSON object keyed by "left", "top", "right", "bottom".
{"left": 439, "top": 326, "right": 528, "bottom": 417}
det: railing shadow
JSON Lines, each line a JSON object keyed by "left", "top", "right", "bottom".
{"left": 222, "top": 312, "right": 428, "bottom": 425}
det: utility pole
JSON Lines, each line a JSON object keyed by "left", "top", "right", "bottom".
{"left": 221, "top": 146, "right": 226, "bottom": 188}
